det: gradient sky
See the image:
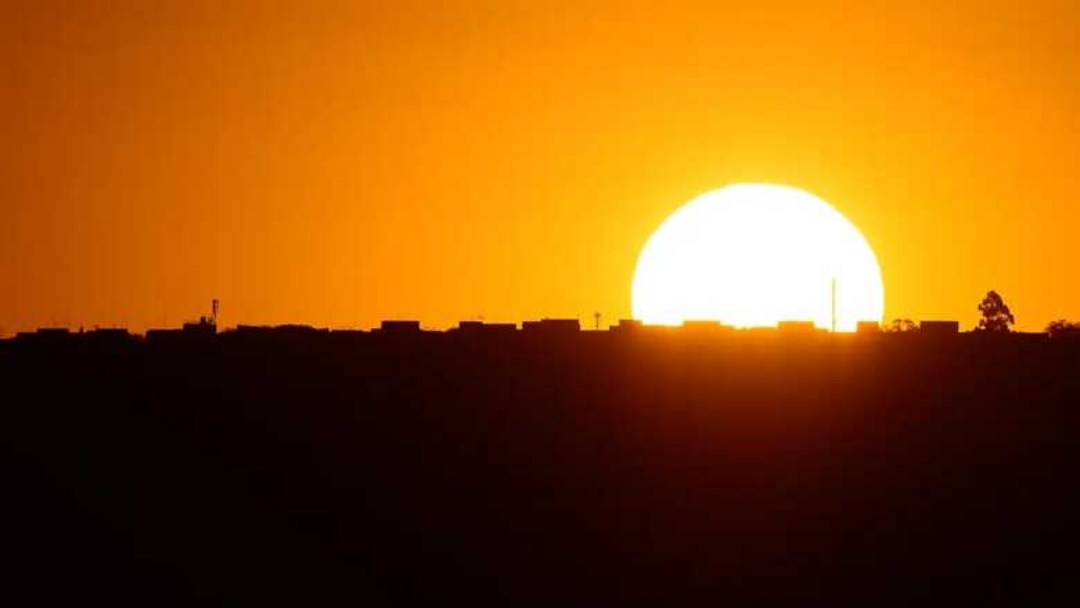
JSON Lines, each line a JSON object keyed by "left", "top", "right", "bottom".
{"left": 3, "top": 1, "right": 1078, "bottom": 333}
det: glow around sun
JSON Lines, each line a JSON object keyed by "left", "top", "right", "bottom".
{"left": 631, "top": 184, "right": 884, "bottom": 331}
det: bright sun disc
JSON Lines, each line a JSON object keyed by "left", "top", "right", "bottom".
{"left": 631, "top": 184, "right": 884, "bottom": 331}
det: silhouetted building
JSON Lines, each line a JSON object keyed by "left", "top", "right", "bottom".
{"left": 145, "top": 328, "right": 183, "bottom": 341}
{"left": 146, "top": 319, "right": 216, "bottom": 343}
{"left": 330, "top": 329, "right": 367, "bottom": 336}
{"left": 14, "top": 328, "right": 74, "bottom": 346}
{"left": 234, "top": 325, "right": 275, "bottom": 337}
{"left": 88, "top": 328, "right": 130, "bottom": 338}
{"left": 182, "top": 316, "right": 217, "bottom": 336}
{"left": 227, "top": 325, "right": 325, "bottom": 339}
{"left": 920, "top": 320, "right": 960, "bottom": 335}
{"left": 85, "top": 328, "right": 133, "bottom": 348}
{"left": 456, "top": 321, "right": 517, "bottom": 336}
{"left": 778, "top": 321, "right": 818, "bottom": 334}
{"left": 857, "top": 321, "right": 881, "bottom": 334}
{"left": 522, "top": 319, "right": 580, "bottom": 334}
{"left": 681, "top": 320, "right": 735, "bottom": 335}
{"left": 379, "top": 320, "right": 422, "bottom": 334}
{"left": 273, "top": 325, "right": 326, "bottom": 336}
{"left": 611, "top": 319, "right": 643, "bottom": 332}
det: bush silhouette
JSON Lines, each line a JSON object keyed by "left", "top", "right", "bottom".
{"left": 885, "top": 318, "right": 918, "bottom": 333}
{"left": 1046, "top": 319, "right": 1080, "bottom": 338}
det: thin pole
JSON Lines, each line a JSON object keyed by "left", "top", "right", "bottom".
{"left": 831, "top": 278, "right": 837, "bottom": 333}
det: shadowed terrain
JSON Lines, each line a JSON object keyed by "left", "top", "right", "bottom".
{"left": 1, "top": 329, "right": 1075, "bottom": 604}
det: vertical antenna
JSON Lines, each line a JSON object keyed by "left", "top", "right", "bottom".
{"left": 211, "top": 299, "right": 219, "bottom": 327}
{"left": 593, "top": 311, "right": 601, "bottom": 331}
{"left": 831, "top": 278, "right": 837, "bottom": 333}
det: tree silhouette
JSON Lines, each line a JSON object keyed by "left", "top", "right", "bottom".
{"left": 885, "top": 318, "right": 918, "bottom": 333}
{"left": 1046, "top": 319, "right": 1080, "bottom": 339}
{"left": 977, "top": 290, "right": 1015, "bottom": 332}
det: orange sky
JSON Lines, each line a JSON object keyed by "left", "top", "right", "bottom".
{"left": 2, "top": 1, "right": 1078, "bottom": 334}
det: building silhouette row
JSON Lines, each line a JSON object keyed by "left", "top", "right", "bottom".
{"left": 6, "top": 317, "right": 1072, "bottom": 347}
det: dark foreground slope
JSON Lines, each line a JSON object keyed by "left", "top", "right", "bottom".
{"left": 1, "top": 330, "right": 1076, "bottom": 604}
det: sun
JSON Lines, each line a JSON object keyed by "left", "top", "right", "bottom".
{"left": 631, "top": 184, "right": 884, "bottom": 331}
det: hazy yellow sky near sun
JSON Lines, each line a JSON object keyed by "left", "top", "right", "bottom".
{"left": 2, "top": 1, "right": 1078, "bottom": 333}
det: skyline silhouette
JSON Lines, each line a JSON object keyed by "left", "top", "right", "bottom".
{"left": 2, "top": 315, "right": 1075, "bottom": 603}
{"left": 4, "top": 289, "right": 1075, "bottom": 340}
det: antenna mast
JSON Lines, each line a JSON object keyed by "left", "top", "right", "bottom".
{"left": 831, "top": 278, "right": 837, "bottom": 333}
